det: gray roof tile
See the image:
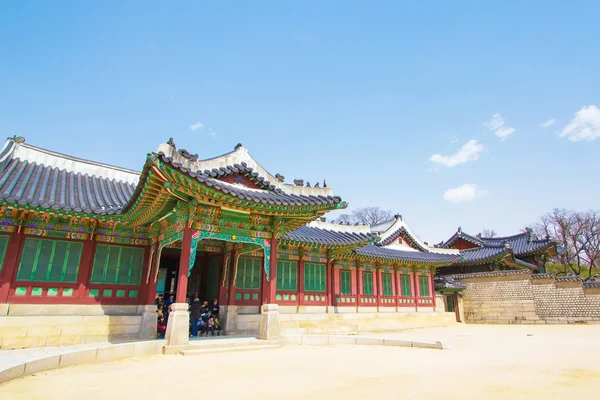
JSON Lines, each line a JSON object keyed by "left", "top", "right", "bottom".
{"left": 355, "top": 244, "right": 461, "bottom": 264}
{"left": 158, "top": 153, "right": 343, "bottom": 207}
{"left": 0, "top": 157, "right": 135, "bottom": 215}
{"left": 282, "top": 225, "right": 377, "bottom": 246}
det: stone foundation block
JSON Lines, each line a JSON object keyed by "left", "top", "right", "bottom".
{"left": 165, "top": 303, "right": 190, "bottom": 346}
{"left": 356, "top": 337, "right": 384, "bottom": 346}
{"left": 96, "top": 343, "right": 135, "bottom": 362}
{"left": 24, "top": 355, "right": 60, "bottom": 375}
{"left": 0, "top": 364, "right": 25, "bottom": 384}
{"left": 259, "top": 304, "right": 281, "bottom": 340}
{"left": 59, "top": 349, "right": 98, "bottom": 367}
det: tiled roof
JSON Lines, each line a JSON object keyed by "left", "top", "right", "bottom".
{"left": 531, "top": 273, "right": 556, "bottom": 279}
{"left": 355, "top": 244, "right": 461, "bottom": 264}
{"left": 584, "top": 281, "right": 600, "bottom": 288}
{"left": 453, "top": 246, "right": 509, "bottom": 266}
{"left": 157, "top": 153, "right": 343, "bottom": 207}
{"left": 453, "top": 269, "right": 531, "bottom": 279}
{"left": 434, "top": 275, "right": 466, "bottom": 291}
{"left": 440, "top": 229, "right": 483, "bottom": 248}
{"left": 480, "top": 232, "right": 555, "bottom": 257}
{"left": 514, "top": 258, "right": 540, "bottom": 271}
{"left": 0, "top": 139, "right": 137, "bottom": 215}
{"left": 282, "top": 222, "right": 377, "bottom": 246}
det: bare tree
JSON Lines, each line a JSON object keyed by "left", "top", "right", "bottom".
{"left": 332, "top": 207, "right": 393, "bottom": 226}
{"left": 533, "top": 208, "right": 600, "bottom": 278}
{"left": 481, "top": 228, "right": 497, "bottom": 238}
{"left": 578, "top": 210, "right": 600, "bottom": 279}
{"left": 352, "top": 207, "right": 393, "bottom": 226}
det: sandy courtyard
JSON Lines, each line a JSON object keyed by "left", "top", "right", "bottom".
{"left": 1, "top": 324, "right": 599, "bottom": 400}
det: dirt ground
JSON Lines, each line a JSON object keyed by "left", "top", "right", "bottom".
{"left": 2, "top": 324, "right": 599, "bottom": 400}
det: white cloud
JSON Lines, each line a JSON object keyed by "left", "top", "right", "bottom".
{"left": 189, "top": 122, "right": 204, "bottom": 131}
{"left": 208, "top": 131, "right": 217, "bottom": 137}
{"left": 540, "top": 118, "right": 556, "bottom": 128}
{"left": 443, "top": 184, "right": 488, "bottom": 203}
{"left": 483, "top": 113, "right": 516, "bottom": 139}
{"left": 558, "top": 105, "right": 600, "bottom": 142}
{"left": 429, "top": 140, "right": 484, "bottom": 168}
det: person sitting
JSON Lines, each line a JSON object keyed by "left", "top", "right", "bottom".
{"left": 189, "top": 298, "right": 202, "bottom": 338}
{"left": 214, "top": 316, "right": 222, "bottom": 336}
{"left": 206, "top": 316, "right": 216, "bottom": 337}
{"left": 201, "top": 300, "right": 210, "bottom": 314}
{"left": 165, "top": 294, "right": 175, "bottom": 306}
{"left": 211, "top": 299, "right": 220, "bottom": 317}
{"left": 157, "top": 316, "right": 166, "bottom": 339}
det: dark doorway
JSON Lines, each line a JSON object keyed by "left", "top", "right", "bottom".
{"left": 157, "top": 248, "right": 223, "bottom": 302}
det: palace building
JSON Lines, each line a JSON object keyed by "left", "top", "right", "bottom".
{"left": 0, "top": 137, "right": 558, "bottom": 349}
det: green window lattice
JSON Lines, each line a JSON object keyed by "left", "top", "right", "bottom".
{"left": 90, "top": 244, "right": 144, "bottom": 285}
{"left": 16, "top": 238, "right": 82, "bottom": 282}
{"left": 276, "top": 260, "right": 298, "bottom": 291}
{"left": 363, "top": 271, "right": 373, "bottom": 295}
{"left": 401, "top": 275, "right": 411, "bottom": 297}
{"left": 0, "top": 235, "right": 9, "bottom": 273}
{"left": 340, "top": 270, "right": 351, "bottom": 295}
{"left": 236, "top": 257, "right": 262, "bottom": 290}
{"left": 419, "top": 276, "right": 430, "bottom": 297}
{"left": 382, "top": 273, "right": 393, "bottom": 296}
{"left": 304, "top": 262, "right": 326, "bottom": 292}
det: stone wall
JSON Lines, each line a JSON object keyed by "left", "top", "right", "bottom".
{"left": 235, "top": 307, "right": 457, "bottom": 336}
{"left": 0, "top": 304, "right": 156, "bottom": 349}
{"left": 456, "top": 270, "right": 600, "bottom": 324}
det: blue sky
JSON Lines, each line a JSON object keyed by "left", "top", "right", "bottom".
{"left": 1, "top": 1, "right": 599, "bottom": 243}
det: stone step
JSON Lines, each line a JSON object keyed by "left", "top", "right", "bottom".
{"left": 163, "top": 338, "right": 283, "bottom": 355}
{"left": 180, "top": 344, "right": 282, "bottom": 356}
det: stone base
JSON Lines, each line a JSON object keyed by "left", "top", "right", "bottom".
{"left": 259, "top": 304, "right": 281, "bottom": 340}
{"left": 223, "top": 305, "right": 238, "bottom": 335}
{"left": 165, "top": 303, "right": 190, "bottom": 346}
{"left": 139, "top": 305, "right": 158, "bottom": 339}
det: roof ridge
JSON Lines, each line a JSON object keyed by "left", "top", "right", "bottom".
{"left": 16, "top": 140, "right": 141, "bottom": 175}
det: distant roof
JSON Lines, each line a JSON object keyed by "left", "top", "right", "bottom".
{"left": 281, "top": 221, "right": 377, "bottom": 247}
{"left": 355, "top": 244, "right": 461, "bottom": 265}
{"left": 441, "top": 227, "right": 556, "bottom": 257}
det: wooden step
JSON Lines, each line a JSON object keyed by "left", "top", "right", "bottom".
{"left": 180, "top": 344, "right": 282, "bottom": 356}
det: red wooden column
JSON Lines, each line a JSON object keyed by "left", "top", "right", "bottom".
{"left": 261, "top": 237, "right": 278, "bottom": 305}
{"left": 218, "top": 253, "right": 228, "bottom": 304}
{"left": 228, "top": 249, "right": 237, "bottom": 305}
{"left": 175, "top": 226, "right": 192, "bottom": 303}
{"left": 298, "top": 254, "right": 305, "bottom": 305}
{"left": 372, "top": 268, "right": 378, "bottom": 306}
{"left": 392, "top": 268, "right": 399, "bottom": 312}
{"left": 350, "top": 267, "right": 357, "bottom": 298}
{"left": 0, "top": 230, "right": 24, "bottom": 304}
{"left": 143, "top": 243, "right": 160, "bottom": 304}
{"left": 268, "top": 237, "right": 278, "bottom": 303}
{"left": 429, "top": 271, "right": 436, "bottom": 308}
{"left": 357, "top": 268, "right": 364, "bottom": 305}
{"left": 326, "top": 259, "right": 333, "bottom": 307}
{"left": 331, "top": 264, "right": 340, "bottom": 306}
{"left": 411, "top": 268, "right": 419, "bottom": 311}
{"left": 76, "top": 237, "right": 96, "bottom": 299}
{"left": 377, "top": 268, "right": 384, "bottom": 306}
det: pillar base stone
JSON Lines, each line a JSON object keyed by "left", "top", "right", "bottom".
{"left": 165, "top": 303, "right": 189, "bottom": 346}
{"left": 224, "top": 305, "right": 238, "bottom": 335}
{"left": 259, "top": 304, "right": 281, "bottom": 340}
{"left": 139, "top": 305, "right": 158, "bottom": 340}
